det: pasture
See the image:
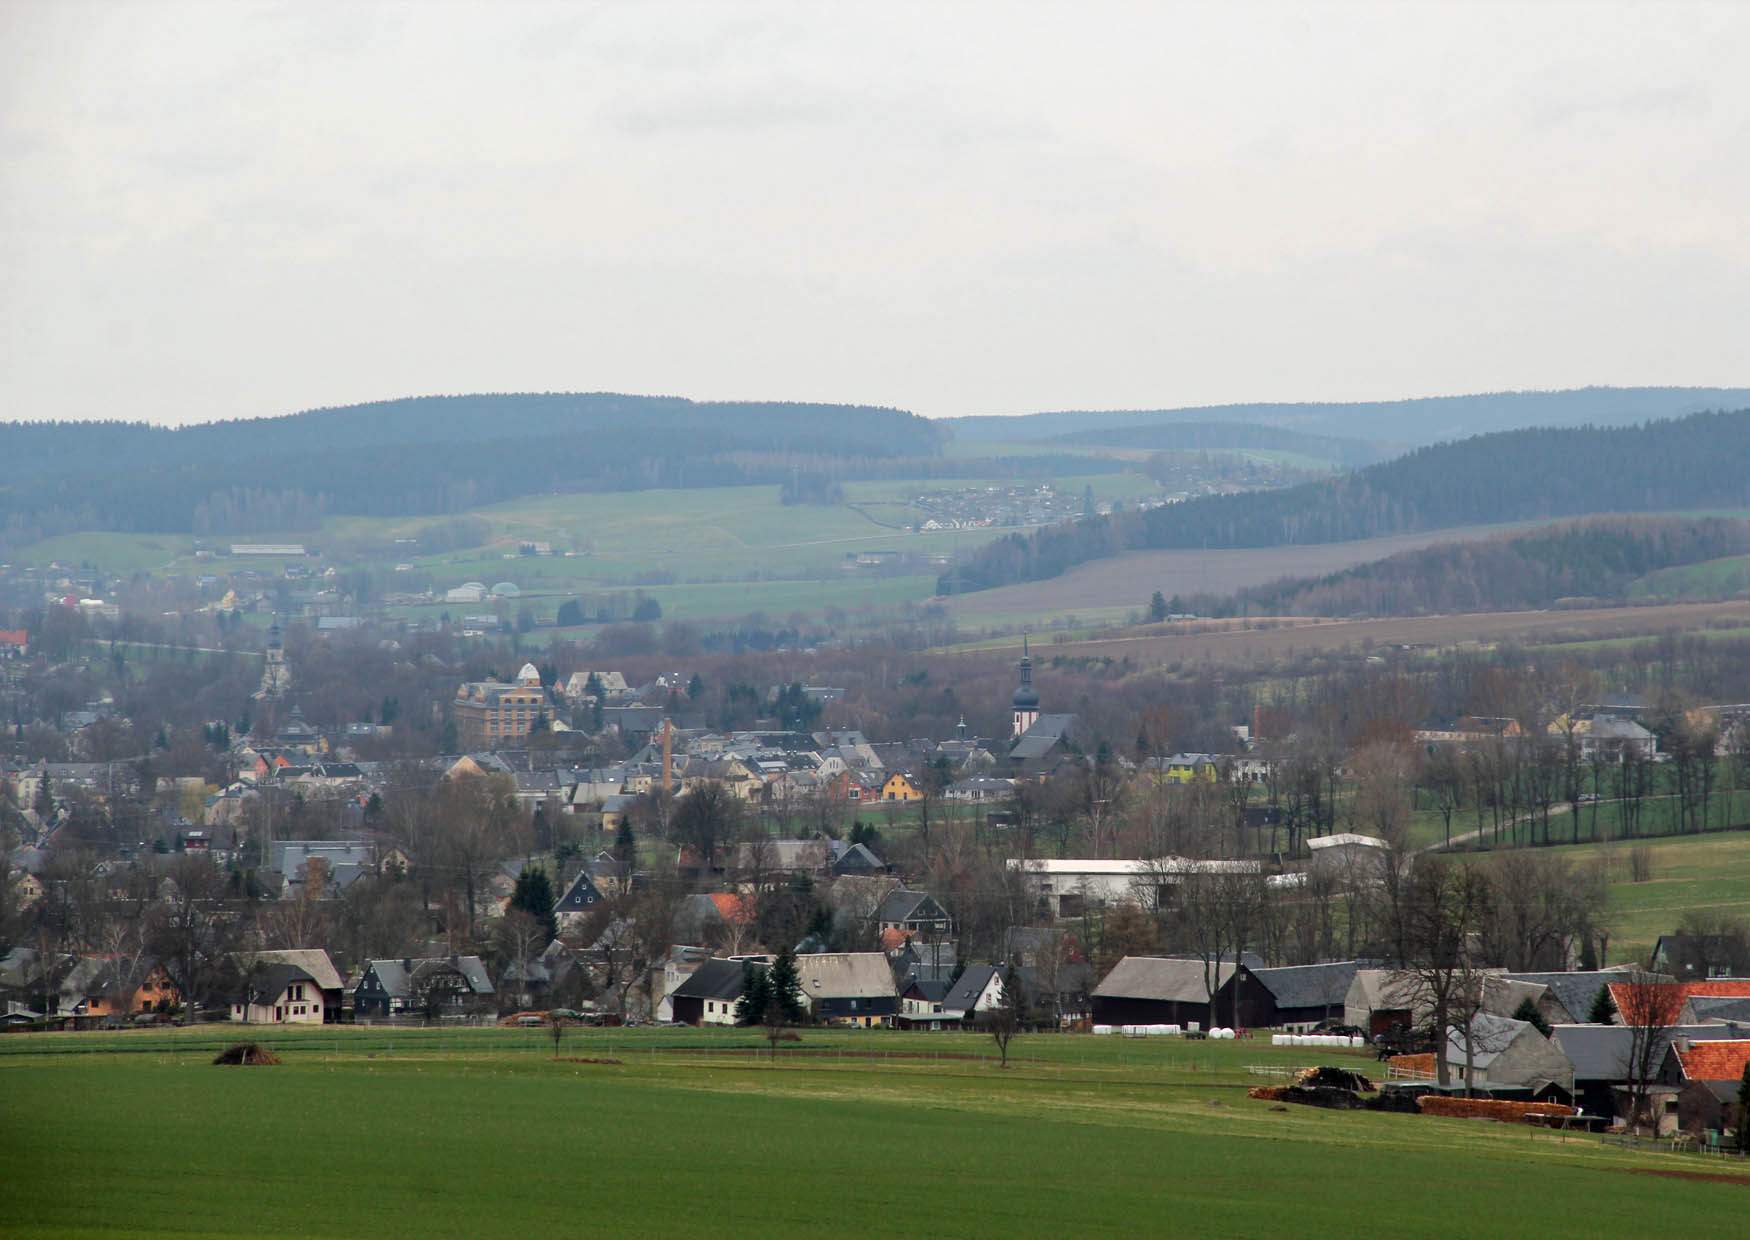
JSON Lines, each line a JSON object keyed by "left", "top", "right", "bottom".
{"left": 2, "top": 1025, "right": 1742, "bottom": 1238}
{"left": 1464, "top": 827, "right": 1750, "bottom": 966}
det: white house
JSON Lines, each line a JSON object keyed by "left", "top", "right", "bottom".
{"left": 230, "top": 962, "right": 326, "bottom": 1024}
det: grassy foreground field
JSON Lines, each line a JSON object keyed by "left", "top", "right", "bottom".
{"left": 3, "top": 1026, "right": 1742, "bottom": 1238}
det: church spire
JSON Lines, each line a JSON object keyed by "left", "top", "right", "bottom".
{"left": 1011, "top": 631, "right": 1040, "bottom": 739}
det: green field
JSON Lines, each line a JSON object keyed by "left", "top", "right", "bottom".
{"left": 13, "top": 472, "right": 1163, "bottom": 624}
{"left": 1462, "top": 827, "right": 1750, "bottom": 965}
{"left": 2, "top": 1025, "right": 1739, "bottom": 1238}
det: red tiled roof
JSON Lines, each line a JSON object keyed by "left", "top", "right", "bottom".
{"left": 1608, "top": 979, "right": 1750, "bottom": 1024}
{"left": 0, "top": 629, "right": 27, "bottom": 646}
{"left": 879, "top": 926, "right": 910, "bottom": 951}
{"left": 1675, "top": 1039, "right": 1750, "bottom": 1083}
{"left": 707, "top": 892, "right": 753, "bottom": 924}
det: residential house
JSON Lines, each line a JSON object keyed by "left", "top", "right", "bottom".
{"left": 793, "top": 953, "right": 898, "bottom": 1027}
{"left": 876, "top": 889, "right": 952, "bottom": 940}
{"left": 670, "top": 958, "right": 749, "bottom": 1027}
{"left": 879, "top": 772, "right": 924, "bottom": 802}
{"left": 946, "top": 776, "right": 1015, "bottom": 803}
{"left": 1652, "top": 933, "right": 1750, "bottom": 981}
{"left": 829, "top": 841, "right": 888, "bottom": 878}
{"left": 942, "top": 964, "right": 1006, "bottom": 1022}
{"left": 249, "top": 949, "right": 344, "bottom": 1018}
{"left": 1142, "top": 753, "right": 1220, "bottom": 784}
{"left": 553, "top": 869, "right": 606, "bottom": 928}
{"left": 57, "top": 957, "right": 180, "bottom": 1020}
{"left": 1553, "top": 1023, "right": 1750, "bottom": 1126}
{"left": 1660, "top": 1038, "right": 1750, "bottom": 1137}
{"left": 228, "top": 962, "right": 326, "bottom": 1024}
{"left": 897, "top": 977, "right": 955, "bottom": 1028}
{"left": 352, "top": 956, "right": 495, "bottom": 1019}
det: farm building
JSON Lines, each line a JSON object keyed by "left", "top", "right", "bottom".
{"left": 1091, "top": 956, "right": 1271, "bottom": 1030}
{"left": 1442, "top": 1014, "right": 1574, "bottom": 1095}
{"left": 670, "top": 959, "right": 748, "bottom": 1027}
{"left": 794, "top": 953, "right": 897, "bottom": 1027}
{"left": 1250, "top": 961, "right": 1360, "bottom": 1031}
{"left": 1553, "top": 1023, "right": 1750, "bottom": 1125}
{"left": 1660, "top": 1038, "right": 1750, "bottom": 1137}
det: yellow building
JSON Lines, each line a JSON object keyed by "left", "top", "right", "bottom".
{"left": 452, "top": 663, "right": 546, "bottom": 750}
{"left": 880, "top": 772, "right": 924, "bottom": 802}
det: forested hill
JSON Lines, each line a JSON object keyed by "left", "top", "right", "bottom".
{"left": 1050, "top": 421, "right": 1390, "bottom": 467}
{"left": 945, "top": 410, "right": 1750, "bottom": 594}
{"left": 0, "top": 393, "right": 946, "bottom": 540}
{"left": 1222, "top": 517, "right": 1750, "bottom": 618}
{"left": 948, "top": 386, "right": 1750, "bottom": 446}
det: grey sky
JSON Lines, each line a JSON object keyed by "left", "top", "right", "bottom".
{"left": 2, "top": 0, "right": 1746, "bottom": 425}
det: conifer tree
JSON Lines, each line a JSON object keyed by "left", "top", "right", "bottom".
{"left": 734, "top": 962, "right": 770, "bottom": 1026}
{"left": 1588, "top": 985, "right": 1614, "bottom": 1025}
{"left": 509, "top": 866, "right": 557, "bottom": 941}
{"left": 1738, "top": 1062, "right": 1750, "bottom": 1152}
{"left": 1511, "top": 996, "right": 1552, "bottom": 1037}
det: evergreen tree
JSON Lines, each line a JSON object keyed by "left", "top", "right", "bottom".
{"left": 1738, "top": 1061, "right": 1750, "bottom": 1152}
{"left": 509, "top": 866, "right": 557, "bottom": 941}
{"left": 1588, "top": 985, "right": 1614, "bottom": 1025}
{"left": 767, "top": 947, "right": 805, "bottom": 1023}
{"left": 32, "top": 773, "right": 54, "bottom": 823}
{"left": 687, "top": 673, "right": 704, "bottom": 700}
{"left": 734, "top": 961, "right": 770, "bottom": 1026}
{"left": 1149, "top": 590, "right": 1169, "bottom": 622}
{"left": 1511, "top": 996, "right": 1552, "bottom": 1037}
{"left": 613, "top": 819, "right": 637, "bottom": 876}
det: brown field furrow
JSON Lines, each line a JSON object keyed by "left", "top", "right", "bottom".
{"left": 987, "top": 600, "right": 1750, "bottom": 666}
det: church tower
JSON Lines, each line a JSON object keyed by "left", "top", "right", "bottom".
{"left": 1011, "top": 633, "right": 1040, "bottom": 738}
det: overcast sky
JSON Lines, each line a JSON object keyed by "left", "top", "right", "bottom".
{"left": 2, "top": 1, "right": 1747, "bottom": 425}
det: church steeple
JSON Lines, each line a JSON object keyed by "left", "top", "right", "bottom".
{"left": 1011, "top": 633, "right": 1040, "bottom": 738}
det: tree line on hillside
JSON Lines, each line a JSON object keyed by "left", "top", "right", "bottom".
{"left": 0, "top": 407, "right": 1135, "bottom": 549}
{"left": 1053, "top": 420, "right": 1390, "bottom": 467}
{"left": 1206, "top": 517, "right": 1750, "bottom": 618}
{"left": 943, "top": 411, "right": 1750, "bottom": 594}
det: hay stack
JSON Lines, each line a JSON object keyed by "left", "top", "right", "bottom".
{"left": 213, "top": 1042, "right": 282, "bottom": 1066}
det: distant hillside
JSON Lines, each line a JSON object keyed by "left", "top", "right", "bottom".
{"left": 945, "top": 410, "right": 1750, "bottom": 594}
{"left": 0, "top": 393, "right": 947, "bottom": 542}
{"left": 1223, "top": 517, "right": 1750, "bottom": 617}
{"left": 948, "top": 386, "right": 1750, "bottom": 446}
{"left": 1049, "top": 421, "right": 1391, "bottom": 468}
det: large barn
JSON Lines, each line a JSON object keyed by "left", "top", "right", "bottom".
{"left": 1091, "top": 956, "right": 1272, "bottom": 1029}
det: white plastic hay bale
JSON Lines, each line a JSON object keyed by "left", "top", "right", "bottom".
{"left": 1166, "top": 1024, "right": 1181, "bottom": 1037}
{"left": 1271, "top": 1033, "right": 1286, "bottom": 1046}
{"left": 1350, "top": 1034, "right": 1364, "bottom": 1049}
{"left": 1093, "top": 1024, "right": 1113, "bottom": 1036}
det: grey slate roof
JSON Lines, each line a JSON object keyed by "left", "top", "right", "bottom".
{"left": 1501, "top": 969, "right": 1634, "bottom": 1023}
{"left": 672, "top": 958, "right": 750, "bottom": 1003}
{"left": 1550, "top": 1022, "right": 1750, "bottom": 1082}
{"left": 904, "top": 977, "right": 951, "bottom": 1003}
{"left": 1094, "top": 956, "right": 1235, "bottom": 1004}
{"left": 1251, "top": 961, "right": 1360, "bottom": 1012}
{"left": 1685, "top": 996, "right": 1750, "bottom": 1024}
{"left": 1008, "top": 714, "right": 1077, "bottom": 762}
{"left": 358, "top": 956, "right": 495, "bottom": 999}
{"left": 877, "top": 889, "right": 947, "bottom": 925}
{"left": 554, "top": 869, "right": 604, "bottom": 913}
{"left": 943, "top": 964, "right": 1002, "bottom": 1014}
